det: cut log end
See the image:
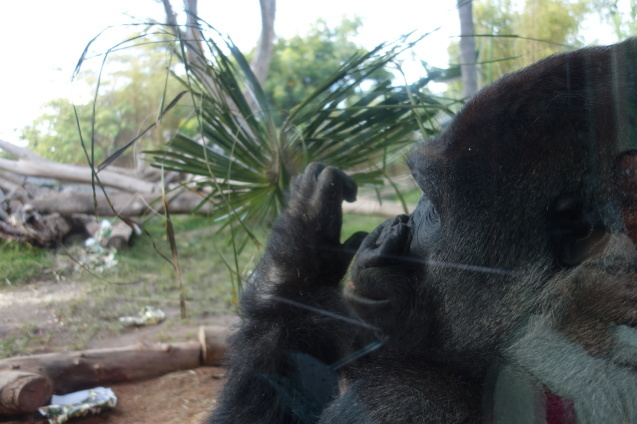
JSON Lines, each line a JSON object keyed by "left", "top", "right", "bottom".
{"left": 0, "top": 371, "right": 52, "bottom": 414}
{"left": 198, "top": 326, "right": 231, "bottom": 366}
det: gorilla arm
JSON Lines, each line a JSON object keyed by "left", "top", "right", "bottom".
{"left": 505, "top": 314, "right": 637, "bottom": 423}
{"left": 209, "top": 164, "right": 366, "bottom": 424}
{"left": 501, "top": 234, "right": 637, "bottom": 423}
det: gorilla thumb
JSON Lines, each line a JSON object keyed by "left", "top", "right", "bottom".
{"left": 342, "top": 231, "right": 369, "bottom": 261}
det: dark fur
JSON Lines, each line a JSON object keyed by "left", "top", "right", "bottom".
{"left": 209, "top": 40, "right": 637, "bottom": 423}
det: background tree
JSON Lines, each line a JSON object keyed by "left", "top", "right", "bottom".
{"left": 457, "top": 0, "right": 478, "bottom": 97}
{"left": 20, "top": 39, "right": 188, "bottom": 167}
{"left": 592, "top": 0, "right": 637, "bottom": 39}
{"left": 448, "top": 0, "right": 589, "bottom": 94}
{"left": 161, "top": 0, "right": 276, "bottom": 91}
{"left": 252, "top": 0, "right": 277, "bottom": 84}
{"left": 260, "top": 17, "right": 393, "bottom": 120}
{"left": 517, "top": 0, "right": 588, "bottom": 62}
{"left": 469, "top": 0, "right": 518, "bottom": 83}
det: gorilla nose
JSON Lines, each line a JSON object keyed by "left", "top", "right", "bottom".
{"left": 356, "top": 214, "right": 411, "bottom": 267}
{"left": 374, "top": 214, "right": 410, "bottom": 247}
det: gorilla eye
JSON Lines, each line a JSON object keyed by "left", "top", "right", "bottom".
{"left": 426, "top": 205, "right": 440, "bottom": 225}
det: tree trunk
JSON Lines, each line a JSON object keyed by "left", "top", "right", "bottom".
{"left": 251, "top": 0, "right": 277, "bottom": 85}
{"left": 457, "top": 0, "right": 478, "bottom": 98}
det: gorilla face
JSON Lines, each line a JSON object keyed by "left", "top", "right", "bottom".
{"left": 345, "top": 138, "right": 535, "bottom": 356}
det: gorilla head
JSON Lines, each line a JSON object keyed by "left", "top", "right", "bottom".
{"left": 210, "top": 40, "right": 637, "bottom": 424}
{"left": 346, "top": 39, "right": 637, "bottom": 365}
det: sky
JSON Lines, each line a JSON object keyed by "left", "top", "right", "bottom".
{"left": 0, "top": 0, "right": 464, "bottom": 142}
{"left": 0, "top": 0, "right": 618, "bottom": 143}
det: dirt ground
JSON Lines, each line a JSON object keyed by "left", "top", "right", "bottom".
{"left": 0, "top": 279, "right": 236, "bottom": 424}
{"left": 0, "top": 367, "right": 225, "bottom": 424}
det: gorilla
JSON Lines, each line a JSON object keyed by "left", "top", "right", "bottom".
{"left": 209, "top": 39, "right": 637, "bottom": 423}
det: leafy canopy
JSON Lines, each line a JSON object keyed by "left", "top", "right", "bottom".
{"left": 21, "top": 36, "right": 189, "bottom": 166}
{"left": 447, "top": 0, "right": 589, "bottom": 92}
{"left": 261, "top": 17, "right": 393, "bottom": 120}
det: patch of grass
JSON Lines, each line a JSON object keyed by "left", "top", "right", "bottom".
{"left": 57, "top": 215, "right": 263, "bottom": 336}
{"left": 79, "top": 212, "right": 382, "bottom": 323}
{"left": 401, "top": 188, "right": 423, "bottom": 205}
{"left": 0, "top": 323, "right": 52, "bottom": 357}
{"left": 0, "top": 240, "right": 54, "bottom": 285}
{"left": 383, "top": 186, "right": 422, "bottom": 205}
{"left": 342, "top": 214, "right": 385, "bottom": 239}
{"left": 0, "top": 212, "right": 386, "bottom": 357}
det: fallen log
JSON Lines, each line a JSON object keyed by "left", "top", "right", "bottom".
{"left": 0, "top": 341, "right": 202, "bottom": 396}
{"left": 27, "top": 189, "right": 214, "bottom": 217}
{"left": 0, "top": 140, "right": 157, "bottom": 194}
{"left": 0, "top": 140, "right": 410, "bottom": 221}
{"left": 105, "top": 220, "right": 135, "bottom": 249}
{"left": 0, "top": 325, "right": 230, "bottom": 414}
{"left": 1, "top": 188, "right": 214, "bottom": 245}
{"left": 3, "top": 205, "right": 74, "bottom": 247}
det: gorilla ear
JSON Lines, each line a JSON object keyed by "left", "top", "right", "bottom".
{"left": 548, "top": 198, "right": 608, "bottom": 266}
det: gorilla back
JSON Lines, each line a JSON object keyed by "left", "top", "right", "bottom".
{"left": 209, "top": 39, "right": 637, "bottom": 423}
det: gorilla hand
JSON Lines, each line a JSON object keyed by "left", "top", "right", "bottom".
{"left": 263, "top": 163, "right": 367, "bottom": 294}
{"left": 266, "top": 163, "right": 364, "bottom": 286}
{"left": 346, "top": 215, "right": 421, "bottom": 337}
{"left": 210, "top": 163, "right": 366, "bottom": 424}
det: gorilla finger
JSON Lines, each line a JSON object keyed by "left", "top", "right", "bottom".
{"left": 360, "top": 215, "right": 408, "bottom": 250}
{"left": 313, "top": 167, "right": 348, "bottom": 227}
{"left": 357, "top": 222, "right": 388, "bottom": 252}
{"left": 334, "top": 231, "right": 370, "bottom": 269}
{"left": 356, "top": 218, "right": 410, "bottom": 267}
{"left": 355, "top": 246, "right": 388, "bottom": 267}
{"left": 342, "top": 231, "right": 369, "bottom": 254}
{"left": 305, "top": 162, "right": 326, "bottom": 180}
{"left": 290, "top": 174, "right": 303, "bottom": 196}
{"left": 341, "top": 172, "right": 358, "bottom": 203}
{"left": 288, "top": 163, "right": 326, "bottom": 207}
{"left": 377, "top": 223, "right": 410, "bottom": 257}
{"left": 324, "top": 167, "right": 358, "bottom": 203}
{"left": 316, "top": 166, "right": 357, "bottom": 200}
{"left": 375, "top": 215, "right": 410, "bottom": 247}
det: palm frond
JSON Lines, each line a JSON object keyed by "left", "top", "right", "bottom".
{"left": 149, "top": 19, "right": 453, "bottom": 245}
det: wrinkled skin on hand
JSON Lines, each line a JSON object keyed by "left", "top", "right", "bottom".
{"left": 264, "top": 163, "right": 367, "bottom": 295}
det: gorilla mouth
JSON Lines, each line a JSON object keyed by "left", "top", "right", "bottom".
{"left": 344, "top": 215, "right": 411, "bottom": 309}
{"left": 344, "top": 280, "right": 391, "bottom": 306}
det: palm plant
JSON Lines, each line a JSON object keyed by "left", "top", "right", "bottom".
{"left": 148, "top": 22, "right": 452, "bottom": 248}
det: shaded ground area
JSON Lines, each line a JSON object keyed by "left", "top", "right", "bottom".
{"left": 0, "top": 277, "right": 236, "bottom": 423}
{"left": 0, "top": 200, "right": 391, "bottom": 423}
{"left": 0, "top": 367, "right": 225, "bottom": 424}
{"left": 0, "top": 278, "right": 237, "bottom": 358}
